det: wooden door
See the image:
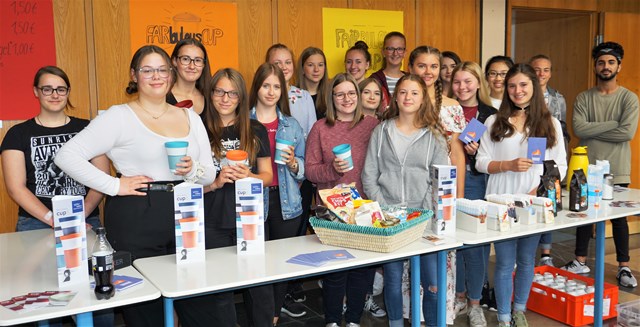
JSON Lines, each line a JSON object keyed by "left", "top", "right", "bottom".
{"left": 602, "top": 12, "right": 640, "bottom": 235}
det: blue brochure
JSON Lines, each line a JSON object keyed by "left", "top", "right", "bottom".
{"left": 458, "top": 118, "right": 487, "bottom": 144}
{"left": 527, "top": 137, "right": 546, "bottom": 164}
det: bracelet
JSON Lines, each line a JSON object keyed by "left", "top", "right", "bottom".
{"left": 43, "top": 210, "right": 53, "bottom": 222}
{"left": 498, "top": 161, "right": 503, "bottom": 173}
{"left": 183, "top": 160, "right": 205, "bottom": 183}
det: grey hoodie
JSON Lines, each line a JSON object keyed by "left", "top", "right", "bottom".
{"left": 362, "top": 119, "right": 450, "bottom": 210}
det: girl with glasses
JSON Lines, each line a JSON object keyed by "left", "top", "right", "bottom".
{"left": 168, "top": 39, "right": 212, "bottom": 114}
{"left": 55, "top": 45, "right": 216, "bottom": 326}
{"left": 249, "top": 63, "right": 306, "bottom": 326}
{"left": 305, "top": 73, "right": 379, "bottom": 327}
{"left": 371, "top": 32, "right": 409, "bottom": 110}
{"left": 484, "top": 56, "right": 515, "bottom": 110}
{"left": 200, "top": 68, "right": 274, "bottom": 327}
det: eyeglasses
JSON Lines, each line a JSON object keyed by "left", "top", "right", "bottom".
{"left": 138, "top": 66, "right": 172, "bottom": 79}
{"left": 333, "top": 91, "right": 358, "bottom": 100}
{"left": 178, "top": 55, "right": 205, "bottom": 67}
{"left": 384, "top": 47, "right": 406, "bottom": 54}
{"left": 213, "top": 88, "right": 240, "bottom": 99}
{"left": 38, "top": 86, "right": 69, "bottom": 96}
{"left": 488, "top": 71, "right": 507, "bottom": 78}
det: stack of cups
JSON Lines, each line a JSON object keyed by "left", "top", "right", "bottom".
{"left": 332, "top": 144, "right": 354, "bottom": 172}
{"left": 274, "top": 139, "right": 295, "bottom": 165}
{"left": 165, "top": 141, "right": 189, "bottom": 173}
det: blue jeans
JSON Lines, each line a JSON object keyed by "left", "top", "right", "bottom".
{"left": 493, "top": 234, "right": 541, "bottom": 323}
{"left": 456, "top": 245, "right": 490, "bottom": 300}
{"left": 456, "top": 171, "right": 490, "bottom": 297}
{"left": 16, "top": 215, "right": 102, "bottom": 232}
{"left": 539, "top": 232, "right": 552, "bottom": 250}
{"left": 383, "top": 254, "right": 437, "bottom": 327}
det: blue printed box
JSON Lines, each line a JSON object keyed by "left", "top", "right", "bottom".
{"left": 52, "top": 195, "right": 89, "bottom": 288}
{"left": 174, "top": 183, "right": 205, "bottom": 264}
{"left": 235, "top": 177, "right": 265, "bottom": 255}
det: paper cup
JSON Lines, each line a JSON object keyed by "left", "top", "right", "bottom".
{"left": 274, "top": 138, "right": 295, "bottom": 165}
{"left": 226, "top": 150, "right": 248, "bottom": 167}
{"left": 332, "top": 144, "right": 353, "bottom": 172}
{"left": 165, "top": 141, "right": 189, "bottom": 173}
{"left": 179, "top": 217, "right": 199, "bottom": 248}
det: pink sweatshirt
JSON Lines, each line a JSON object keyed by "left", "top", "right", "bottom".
{"left": 304, "top": 116, "right": 379, "bottom": 195}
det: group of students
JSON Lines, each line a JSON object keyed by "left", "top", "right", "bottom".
{"left": 0, "top": 31, "right": 631, "bottom": 327}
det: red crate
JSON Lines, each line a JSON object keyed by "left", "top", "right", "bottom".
{"left": 527, "top": 266, "right": 618, "bottom": 326}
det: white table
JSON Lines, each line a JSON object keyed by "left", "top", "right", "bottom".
{"left": 134, "top": 233, "right": 462, "bottom": 327}
{"left": 455, "top": 188, "right": 640, "bottom": 327}
{"left": 0, "top": 229, "right": 160, "bottom": 327}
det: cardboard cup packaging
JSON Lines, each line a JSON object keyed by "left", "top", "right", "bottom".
{"left": 235, "top": 177, "right": 265, "bottom": 254}
{"left": 174, "top": 183, "right": 205, "bottom": 263}
{"left": 430, "top": 165, "right": 457, "bottom": 235}
{"left": 52, "top": 196, "right": 89, "bottom": 288}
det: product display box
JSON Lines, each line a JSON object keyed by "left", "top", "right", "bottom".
{"left": 173, "top": 183, "right": 205, "bottom": 264}
{"left": 235, "top": 177, "right": 265, "bottom": 254}
{"left": 52, "top": 195, "right": 89, "bottom": 288}
{"left": 486, "top": 202, "right": 511, "bottom": 232}
{"left": 456, "top": 199, "right": 487, "bottom": 233}
{"left": 430, "top": 165, "right": 457, "bottom": 235}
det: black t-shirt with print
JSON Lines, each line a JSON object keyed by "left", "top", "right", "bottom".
{"left": 0, "top": 117, "right": 100, "bottom": 219}
{"left": 204, "top": 120, "right": 270, "bottom": 229}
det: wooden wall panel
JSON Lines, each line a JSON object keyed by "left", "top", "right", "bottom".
{"left": 0, "top": 0, "right": 92, "bottom": 233}
{"left": 416, "top": 0, "right": 480, "bottom": 63}
{"left": 235, "top": 0, "right": 274, "bottom": 83}
{"left": 92, "top": 0, "right": 132, "bottom": 110}
{"left": 510, "top": 0, "right": 598, "bottom": 11}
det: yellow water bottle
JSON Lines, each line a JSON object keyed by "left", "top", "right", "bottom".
{"left": 566, "top": 146, "right": 589, "bottom": 191}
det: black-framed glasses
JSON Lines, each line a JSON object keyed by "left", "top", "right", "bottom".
{"left": 213, "top": 88, "right": 240, "bottom": 99}
{"left": 488, "top": 71, "right": 507, "bottom": 78}
{"left": 333, "top": 91, "right": 358, "bottom": 100}
{"left": 138, "top": 66, "right": 172, "bottom": 79}
{"left": 384, "top": 47, "right": 406, "bottom": 53}
{"left": 178, "top": 55, "right": 205, "bottom": 67}
{"left": 38, "top": 86, "right": 69, "bottom": 96}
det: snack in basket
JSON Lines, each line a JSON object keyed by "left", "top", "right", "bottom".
{"left": 315, "top": 205, "right": 346, "bottom": 223}
{"left": 353, "top": 200, "right": 385, "bottom": 226}
{"left": 318, "top": 183, "right": 362, "bottom": 224}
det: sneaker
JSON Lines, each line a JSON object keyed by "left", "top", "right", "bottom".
{"left": 497, "top": 321, "right": 511, "bottom": 327}
{"left": 453, "top": 299, "right": 468, "bottom": 316}
{"left": 363, "top": 294, "right": 387, "bottom": 318}
{"left": 511, "top": 311, "right": 529, "bottom": 327}
{"left": 281, "top": 295, "right": 307, "bottom": 318}
{"left": 468, "top": 306, "right": 487, "bottom": 327}
{"left": 538, "top": 256, "right": 555, "bottom": 267}
{"left": 346, "top": 323, "right": 360, "bottom": 327}
{"left": 482, "top": 286, "right": 497, "bottom": 312}
{"left": 617, "top": 267, "right": 638, "bottom": 288}
{"left": 325, "top": 324, "right": 339, "bottom": 327}
{"left": 342, "top": 303, "right": 347, "bottom": 315}
{"left": 561, "top": 259, "right": 590, "bottom": 274}
{"left": 287, "top": 283, "right": 306, "bottom": 303}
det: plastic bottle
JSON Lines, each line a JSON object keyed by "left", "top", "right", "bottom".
{"left": 92, "top": 227, "right": 115, "bottom": 300}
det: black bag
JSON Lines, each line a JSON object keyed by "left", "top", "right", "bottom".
{"left": 537, "top": 175, "right": 558, "bottom": 216}
{"left": 569, "top": 169, "right": 588, "bottom": 212}
{"left": 539, "top": 160, "right": 562, "bottom": 212}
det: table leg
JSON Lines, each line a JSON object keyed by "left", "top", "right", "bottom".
{"left": 164, "top": 297, "right": 174, "bottom": 327}
{"left": 437, "top": 250, "right": 446, "bottom": 327}
{"left": 75, "top": 312, "right": 93, "bottom": 326}
{"left": 410, "top": 255, "right": 421, "bottom": 327}
{"left": 594, "top": 220, "right": 605, "bottom": 327}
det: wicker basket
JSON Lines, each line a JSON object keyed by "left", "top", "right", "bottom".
{"left": 309, "top": 208, "right": 432, "bottom": 253}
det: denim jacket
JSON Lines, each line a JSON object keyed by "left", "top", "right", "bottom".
{"left": 250, "top": 107, "right": 306, "bottom": 220}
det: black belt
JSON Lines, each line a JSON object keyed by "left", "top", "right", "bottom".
{"left": 136, "top": 181, "right": 182, "bottom": 192}
{"left": 268, "top": 185, "right": 279, "bottom": 192}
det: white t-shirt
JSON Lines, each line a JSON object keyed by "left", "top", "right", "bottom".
{"left": 55, "top": 104, "right": 215, "bottom": 196}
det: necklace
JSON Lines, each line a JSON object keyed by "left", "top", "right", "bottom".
{"left": 137, "top": 100, "right": 169, "bottom": 120}
{"left": 36, "top": 115, "right": 68, "bottom": 127}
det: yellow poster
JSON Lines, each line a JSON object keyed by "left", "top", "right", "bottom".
{"left": 129, "top": 0, "right": 238, "bottom": 72}
{"left": 322, "top": 8, "right": 403, "bottom": 79}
